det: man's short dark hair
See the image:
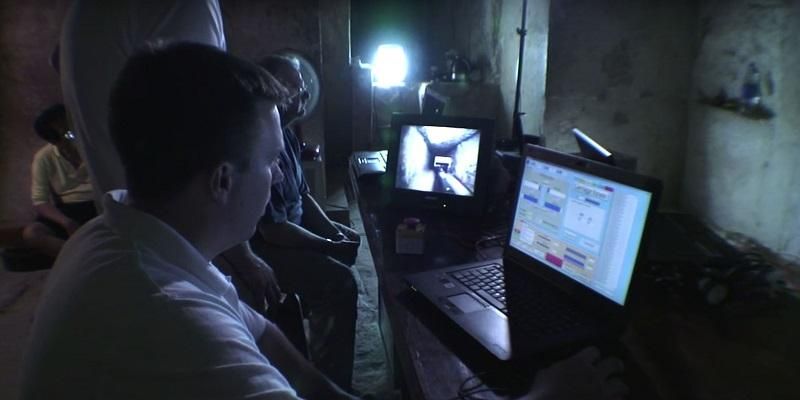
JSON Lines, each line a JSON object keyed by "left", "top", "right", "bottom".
{"left": 256, "top": 55, "right": 301, "bottom": 117}
{"left": 34, "top": 103, "right": 66, "bottom": 143}
{"left": 109, "top": 42, "right": 288, "bottom": 200}
{"left": 256, "top": 54, "right": 298, "bottom": 78}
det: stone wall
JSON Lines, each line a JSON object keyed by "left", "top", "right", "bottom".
{"left": 544, "top": 0, "right": 800, "bottom": 258}
{"left": 0, "top": 0, "right": 344, "bottom": 223}
{"left": 0, "top": 1, "right": 71, "bottom": 223}
{"left": 424, "top": 0, "right": 550, "bottom": 140}
{"left": 683, "top": 0, "right": 800, "bottom": 257}
{"left": 544, "top": 0, "right": 698, "bottom": 209}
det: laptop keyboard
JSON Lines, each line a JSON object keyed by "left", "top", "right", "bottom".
{"left": 449, "top": 264, "right": 587, "bottom": 334}
{"left": 450, "top": 263, "right": 507, "bottom": 309}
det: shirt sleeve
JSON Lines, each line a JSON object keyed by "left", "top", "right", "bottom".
{"left": 285, "top": 130, "right": 310, "bottom": 196}
{"left": 31, "top": 147, "right": 52, "bottom": 205}
{"left": 262, "top": 184, "right": 289, "bottom": 224}
{"left": 238, "top": 299, "right": 269, "bottom": 339}
{"left": 135, "top": 0, "right": 226, "bottom": 50}
{"left": 101, "top": 293, "right": 300, "bottom": 400}
{"left": 297, "top": 169, "right": 310, "bottom": 196}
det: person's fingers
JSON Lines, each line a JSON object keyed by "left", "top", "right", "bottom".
{"left": 264, "top": 285, "right": 279, "bottom": 307}
{"left": 268, "top": 282, "right": 283, "bottom": 306}
{"left": 334, "top": 222, "right": 358, "bottom": 240}
{"left": 595, "top": 356, "right": 625, "bottom": 378}
{"left": 344, "top": 226, "right": 359, "bottom": 240}
{"left": 259, "top": 266, "right": 281, "bottom": 306}
{"left": 251, "top": 283, "right": 268, "bottom": 312}
{"left": 573, "top": 346, "right": 602, "bottom": 365}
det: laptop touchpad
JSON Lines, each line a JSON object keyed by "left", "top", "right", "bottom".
{"left": 447, "top": 294, "right": 486, "bottom": 313}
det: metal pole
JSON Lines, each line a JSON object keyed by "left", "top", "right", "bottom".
{"left": 512, "top": 0, "right": 528, "bottom": 148}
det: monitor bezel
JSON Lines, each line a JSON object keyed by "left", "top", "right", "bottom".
{"left": 387, "top": 113, "right": 495, "bottom": 216}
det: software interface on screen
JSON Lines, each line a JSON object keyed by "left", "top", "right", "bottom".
{"left": 509, "top": 157, "right": 652, "bottom": 305}
{"left": 395, "top": 124, "right": 480, "bottom": 197}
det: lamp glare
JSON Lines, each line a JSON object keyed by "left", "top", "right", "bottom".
{"left": 372, "top": 44, "right": 408, "bottom": 88}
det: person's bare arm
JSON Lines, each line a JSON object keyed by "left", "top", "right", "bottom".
{"left": 299, "top": 192, "right": 341, "bottom": 239}
{"left": 258, "top": 218, "right": 329, "bottom": 249}
{"left": 216, "top": 242, "right": 282, "bottom": 307}
{"left": 257, "top": 320, "right": 358, "bottom": 399}
{"left": 258, "top": 220, "right": 359, "bottom": 265}
{"left": 34, "top": 203, "right": 80, "bottom": 235}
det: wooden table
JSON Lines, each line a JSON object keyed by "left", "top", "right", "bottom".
{"left": 347, "top": 163, "right": 800, "bottom": 400}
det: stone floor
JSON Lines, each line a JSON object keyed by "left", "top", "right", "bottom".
{"left": 329, "top": 174, "right": 394, "bottom": 397}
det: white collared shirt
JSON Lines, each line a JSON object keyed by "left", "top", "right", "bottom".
{"left": 22, "top": 191, "right": 298, "bottom": 399}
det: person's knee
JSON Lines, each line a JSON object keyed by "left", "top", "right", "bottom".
{"left": 328, "top": 262, "right": 358, "bottom": 304}
{"left": 340, "top": 267, "right": 359, "bottom": 301}
{"left": 22, "top": 223, "right": 49, "bottom": 243}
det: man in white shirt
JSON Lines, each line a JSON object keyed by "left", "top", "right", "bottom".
{"left": 22, "top": 42, "right": 357, "bottom": 400}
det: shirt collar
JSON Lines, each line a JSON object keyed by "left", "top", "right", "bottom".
{"left": 51, "top": 144, "right": 87, "bottom": 171}
{"left": 102, "top": 190, "right": 231, "bottom": 294}
{"left": 51, "top": 143, "right": 63, "bottom": 158}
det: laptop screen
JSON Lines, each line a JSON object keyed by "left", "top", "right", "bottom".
{"left": 395, "top": 125, "right": 481, "bottom": 197}
{"left": 508, "top": 156, "right": 652, "bottom": 305}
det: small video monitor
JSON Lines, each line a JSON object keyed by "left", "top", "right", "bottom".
{"left": 388, "top": 113, "right": 495, "bottom": 215}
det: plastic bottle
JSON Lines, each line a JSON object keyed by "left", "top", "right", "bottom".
{"left": 741, "top": 62, "right": 761, "bottom": 108}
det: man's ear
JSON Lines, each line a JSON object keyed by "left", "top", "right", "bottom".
{"left": 209, "top": 162, "right": 235, "bottom": 204}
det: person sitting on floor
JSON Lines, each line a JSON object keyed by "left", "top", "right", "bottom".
{"left": 253, "top": 54, "right": 360, "bottom": 391}
{"left": 22, "top": 103, "right": 96, "bottom": 258}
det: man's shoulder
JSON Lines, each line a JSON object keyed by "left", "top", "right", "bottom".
{"left": 26, "top": 216, "right": 293, "bottom": 399}
{"left": 43, "top": 217, "right": 240, "bottom": 336}
{"left": 32, "top": 144, "right": 57, "bottom": 164}
{"left": 49, "top": 217, "right": 158, "bottom": 301}
{"left": 57, "top": 219, "right": 205, "bottom": 299}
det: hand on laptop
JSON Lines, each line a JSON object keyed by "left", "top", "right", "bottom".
{"left": 524, "top": 346, "right": 628, "bottom": 400}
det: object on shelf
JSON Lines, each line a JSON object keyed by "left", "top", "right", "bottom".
{"left": 740, "top": 62, "right": 762, "bottom": 110}
{"left": 697, "top": 88, "right": 774, "bottom": 120}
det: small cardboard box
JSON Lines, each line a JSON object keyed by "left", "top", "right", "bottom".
{"left": 395, "top": 219, "right": 425, "bottom": 255}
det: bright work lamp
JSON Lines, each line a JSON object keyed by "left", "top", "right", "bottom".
{"left": 371, "top": 44, "right": 407, "bottom": 88}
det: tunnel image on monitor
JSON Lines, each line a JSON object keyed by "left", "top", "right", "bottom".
{"left": 395, "top": 124, "right": 480, "bottom": 196}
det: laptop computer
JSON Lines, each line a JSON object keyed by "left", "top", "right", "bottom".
{"left": 405, "top": 144, "right": 661, "bottom": 360}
